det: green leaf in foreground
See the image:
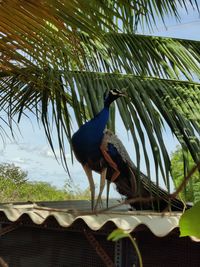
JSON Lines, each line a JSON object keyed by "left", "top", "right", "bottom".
{"left": 179, "top": 201, "right": 200, "bottom": 238}
{"left": 108, "top": 229, "right": 143, "bottom": 267}
{"left": 107, "top": 228, "right": 129, "bottom": 242}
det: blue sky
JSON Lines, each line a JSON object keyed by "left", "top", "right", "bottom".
{"left": 0, "top": 4, "right": 199, "bottom": 196}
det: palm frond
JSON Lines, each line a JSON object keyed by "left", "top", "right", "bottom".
{"left": 2, "top": 29, "right": 200, "bottom": 82}
{"left": 0, "top": 1, "right": 198, "bottom": 35}
{"left": 0, "top": 69, "right": 199, "bottom": 184}
{"left": 0, "top": 1, "right": 199, "bottom": 79}
{"left": 78, "top": 34, "right": 200, "bottom": 79}
{"left": 0, "top": 1, "right": 199, "bottom": 188}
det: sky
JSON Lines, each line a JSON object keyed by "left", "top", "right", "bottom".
{"left": 0, "top": 3, "right": 200, "bottom": 197}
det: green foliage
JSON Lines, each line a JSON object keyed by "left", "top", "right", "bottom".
{"left": 0, "top": 1, "right": 199, "bottom": 189}
{"left": 171, "top": 148, "right": 200, "bottom": 240}
{"left": 0, "top": 179, "right": 64, "bottom": 202}
{"left": 171, "top": 147, "right": 200, "bottom": 203}
{"left": 108, "top": 229, "right": 143, "bottom": 267}
{"left": 0, "top": 163, "right": 28, "bottom": 184}
{"left": 64, "top": 183, "right": 91, "bottom": 200}
{"left": 108, "top": 228, "right": 130, "bottom": 241}
{"left": 179, "top": 201, "right": 200, "bottom": 239}
{"left": 0, "top": 163, "right": 90, "bottom": 202}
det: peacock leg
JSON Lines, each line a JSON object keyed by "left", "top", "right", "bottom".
{"left": 100, "top": 148, "right": 120, "bottom": 182}
{"left": 100, "top": 147, "right": 121, "bottom": 208}
{"left": 83, "top": 164, "right": 95, "bottom": 210}
{"left": 106, "top": 180, "right": 111, "bottom": 208}
{"left": 94, "top": 168, "right": 107, "bottom": 210}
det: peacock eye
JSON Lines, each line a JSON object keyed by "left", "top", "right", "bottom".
{"left": 111, "top": 89, "right": 122, "bottom": 95}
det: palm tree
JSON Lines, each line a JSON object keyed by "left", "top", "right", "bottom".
{"left": 0, "top": 0, "right": 199, "bottom": 192}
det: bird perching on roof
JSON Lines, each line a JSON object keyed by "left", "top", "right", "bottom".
{"left": 72, "top": 89, "right": 185, "bottom": 211}
{"left": 71, "top": 89, "right": 125, "bottom": 210}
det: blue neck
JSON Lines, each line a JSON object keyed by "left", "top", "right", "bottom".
{"left": 71, "top": 103, "right": 111, "bottom": 163}
{"left": 89, "top": 106, "right": 109, "bottom": 134}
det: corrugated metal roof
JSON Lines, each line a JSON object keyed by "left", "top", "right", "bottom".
{"left": 0, "top": 201, "right": 182, "bottom": 237}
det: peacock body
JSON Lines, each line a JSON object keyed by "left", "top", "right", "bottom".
{"left": 72, "top": 107, "right": 109, "bottom": 169}
{"left": 72, "top": 89, "right": 185, "bottom": 211}
{"left": 71, "top": 89, "right": 125, "bottom": 209}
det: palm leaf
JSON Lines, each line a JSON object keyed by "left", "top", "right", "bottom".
{"left": 0, "top": 1, "right": 199, "bottom": 188}
{"left": 78, "top": 33, "right": 200, "bottom": 79}
{"left": 0, "top": 1, "right": 198, "bottom": 35}
{"left": 0, "top": 69, "right": 199, "bottom": 186}
{"left": 0, "top": 1, "right": 199, "bottom": 78}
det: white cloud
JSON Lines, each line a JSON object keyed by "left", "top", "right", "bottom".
{"left": 18, "top": 143, "right": 41, "bottom": 153}
{"left": 39, "top": 146, "right": 71, "bottom": 160}
{"left": 12, "top": 157, "right": 26, "bottom": 164}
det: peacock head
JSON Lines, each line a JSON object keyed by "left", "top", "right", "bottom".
{"left": 104, "top": 89, "right": 126, "bottom": 107}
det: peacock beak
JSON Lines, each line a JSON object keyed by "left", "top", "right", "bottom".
{"left": 119, "top": 88, "right": 127, "bottom": 97}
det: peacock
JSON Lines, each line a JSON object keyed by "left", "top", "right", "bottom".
{"left": 71, "top": 89, "right": 185, "bottom": 211}
{"left": 71, "top": 89, "right": 125, "bottom": 210}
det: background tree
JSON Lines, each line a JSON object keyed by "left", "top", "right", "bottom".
{"left": 171, "top": 147, "right": 200, "bottom": 203}
{"left": 0, "top": 1, "right": 199, "bottom": 192}
{"left": 0, "top": 163, "right": 90, "bottom": 202}
{"left": 0, "top": 163, "right": 28, "bottom": 185}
